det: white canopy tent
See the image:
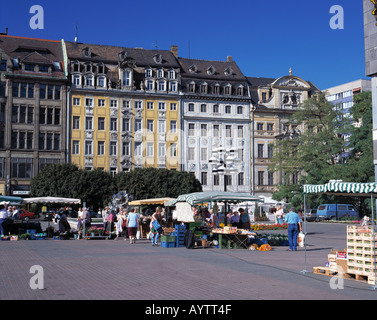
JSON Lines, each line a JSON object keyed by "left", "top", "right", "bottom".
{"left": 23, "top": 196, "right": 81, "bottom": 204}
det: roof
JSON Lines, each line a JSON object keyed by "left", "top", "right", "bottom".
{"left": 0, "top": 35, "right": 66, "bottom": 78}
{"left": 65, "top": 41, "right": 180, "bottom": 68}
{"left": 303, "top": 181, "right": 377, "bottom": 197}
{"left": 171, "top": 191, "right": 264, "bottom": 206}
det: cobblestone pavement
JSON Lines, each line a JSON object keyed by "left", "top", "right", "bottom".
{"left": 1, "top": 222, "right": 377, "bottom": 302}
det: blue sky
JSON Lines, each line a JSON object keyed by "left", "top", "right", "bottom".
{"left": 0, "top": 0, "right": 366, "bottom": 90}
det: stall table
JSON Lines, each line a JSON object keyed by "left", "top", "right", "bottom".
{"left": 215, "top": 232, "right": 249, "bottom": 249}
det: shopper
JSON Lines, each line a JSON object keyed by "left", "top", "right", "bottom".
{"left": 126, "top": 208, "right": 139, "bottom": 244}
{"left": 284, "top": 208, "right": 301, "bottom": 251}
{"left": 150, "top": 207, "right": 163, "bottom": 246}
{"left": 239, "top": 208, "right": 250, "bottom": 229}
{"left": 276, "top": 206, "right": 284, "bottom": 224}
{"left": 115, "top": 209, "right": 125, "bottom": 239}
{"left": 230, "top": 211, "right": 240, "bottom": 227}
{"left": 0, "top": 204, "right": 8, "bottom": 235}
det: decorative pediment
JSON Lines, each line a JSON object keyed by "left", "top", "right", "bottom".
{"left": 272, "top": 76, "right": 311, "bottom": 89}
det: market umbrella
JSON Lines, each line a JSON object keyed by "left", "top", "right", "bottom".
{"left": 22, "top": 196, "right": 81, "bottom": 204}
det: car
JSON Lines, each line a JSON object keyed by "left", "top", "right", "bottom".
{"left": 303, "top": 209, "right": 317, "bottom": 222}
{"left": 316, "top": 204, "right": 359, "bottom": 220}
{"left": 18, "top": 209, "right": 35, "bottom": 221}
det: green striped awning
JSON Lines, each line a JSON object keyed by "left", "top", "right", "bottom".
{"left": 304, "top": 181, "right": 377, "bottom": 197}
{"left": 171, "top": 191, "right": 264, "bottom": 206}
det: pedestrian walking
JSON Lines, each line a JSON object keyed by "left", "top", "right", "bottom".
{"left": 276, "top": 206, "right": 284, "bottom": 224}
{"left": 0, "top": 204, "right": 8, "bottom": 235}
{"left": 126, "top": 208, "right": 139, "bottom": 244}
{"left": 115, "top": 209, "right": 125, "bottom": 239}
{"left": 150, "top": 207, "right": 163, "bottom": 246}
{"left": 284, "top": 208, "right": 301, "bottom": 251}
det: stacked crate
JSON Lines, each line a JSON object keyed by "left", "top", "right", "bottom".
{"left": 161, "top": 235, "right": 176, "bottom": 248}
{"left": 347, "top": 225, "right": 377, "bottom": 283}
{"left": 175, "top": 224, "right": 186, "bottom": 247}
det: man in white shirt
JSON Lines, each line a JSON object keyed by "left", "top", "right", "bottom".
{"left": 0, "top": 204, "right": 8, "bottom": 235}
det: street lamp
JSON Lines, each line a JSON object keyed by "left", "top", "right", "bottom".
{"left": 209, "top": 146, "right": 241, "bottom": 216}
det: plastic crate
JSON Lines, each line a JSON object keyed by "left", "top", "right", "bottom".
{"left": 161, "top": 241, "right": 176, "bottom": 248}
{"left": 161, "top": 235, "right": 176, "bottom": 242}
{"left": 256, "top": 238, "right": 268, "bottom": 246}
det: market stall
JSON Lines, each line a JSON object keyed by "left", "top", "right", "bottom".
{"left": 128, "top": 197, "right": 175, "bottom": 238}
{"left": 303, "top": 180, "right": 377, "bottom": 288}
{"left": 170, "top": 191, "right": 264, "bottom": 249}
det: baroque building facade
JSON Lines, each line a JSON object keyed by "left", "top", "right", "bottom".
{"left": 0, "top": 35, "right": 67, "bottom": 195}
{"left": 178, "top": 56, "right": 252, "bottom": 193}
{"left": 64, "top": 41, "right": 181, "bottom": 173}
{"left": 248, "top": 71, "right": 320, "bottom": 197}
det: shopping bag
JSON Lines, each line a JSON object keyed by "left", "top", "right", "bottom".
{"left": 136, "top": 230, "right": 141, "bottom": 239}
{"left": 298, "top": 232, "right": 305, "bottom": 247}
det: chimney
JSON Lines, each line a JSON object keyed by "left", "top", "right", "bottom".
{"left": 227, "top": 56, "right": 232, "bottom": 62}
{"left": 0, "top": 28, "right": 8, "bottom": 36}
{"left": 171, "top": 45, "right": 178, "bottom": 58}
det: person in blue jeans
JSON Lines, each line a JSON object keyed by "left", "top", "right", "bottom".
{"left": 150, "top": 207, "right": 163, "bottom": 246}
{"left": 284, "top": 208, "right": 302, "bottom": 251}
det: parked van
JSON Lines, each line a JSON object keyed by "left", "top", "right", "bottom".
{"left": 316, "top": 204, "right": 359, "bottom": 220}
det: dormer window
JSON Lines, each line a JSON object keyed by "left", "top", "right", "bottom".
{"left": 188, "top": 81, "right": 195, "bottom": 93}
{"left": 213, "top": 83, "right": 220, "bottom": 95}
{"left": 200, "top": 82, "right": 208, "bottom": 94}
{"left": 122, "top": 69, "right": 132, "bottom": 87}
{"left": 39, "top": 64, "right": 49, "bottom": 73}
{"left": 82, "top": 47, "right": 91, "bottom": 58}
{"left": 72, "top": 61, "right": 80, "bottom": 72}
{"left": 85, "top": 63, "right": 92, "bottom": 73}
{"left": 189, "top": 64, "right": 197, "bottom": 73}
{"left": 207, "top": 65, "right": 216, "bottom": 76}
{"left": 157, "top": 69, "right": 164, "bottom": 78}
{"left": 168, "top": 69, "right": 175, "bottom": 79}
{"left": 97, "top": 63, "right": 105, "bottom": 74}
{"left": 146, "top": 79, "right": 154, "bottom": 91}
{"left": 236, "top": 85, "right": 244, "bottom": 96}
{"left": 224, "top": 67, "right": 233, "bottom": 76}
{"left": 224, "top": 84, "right": 232, "bottom": 95}
{"left": 145, "top": 68, "right": 152, "bottom": 78}
{"left": 153, "top": 54, "right": 162, "bottom": 64}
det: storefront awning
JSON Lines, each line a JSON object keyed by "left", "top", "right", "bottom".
{"left": 0, "top": 195, "right": 23, "bottom": 204}
{"left": 170, "top": 191, "right": 264, "bottom": 207}
{"left": 128, "top": 197, "right": 175, "bottom": 206}
{"left": 303, "top": 180, "right": 377, "bottom": 197}
{"left": 22, "top": 196, "right": 81, "bottom": 204}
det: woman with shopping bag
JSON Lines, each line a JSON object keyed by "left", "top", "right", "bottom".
{"left": 150, "top": 207, "right": 163, "bottom": 246}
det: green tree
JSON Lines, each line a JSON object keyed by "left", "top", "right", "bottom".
{"left": 268, "top": 93, "right": 348, "bottom": 206}
{"left": 113, "top": 168, "right": 202, "bottom": 200}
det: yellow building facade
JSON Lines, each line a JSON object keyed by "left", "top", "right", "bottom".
{"left": 66, "top": 42, "right": 180, "bottom": 174}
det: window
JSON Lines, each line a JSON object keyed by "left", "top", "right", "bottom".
{"left": 110, "top": 141, "right": 117, "bottom": 156}
{"left": 85, "top": 98, "right": 93, "bottom": 107}
{"left": 200, "top": 148, "right": 207, "bottom": 161}
{"left": 98, "top": 141, "right": 105, "bottom": 155}
{"left": 258, "top": 171, "right": 264, "bottom": 185}
{"left": 145, "top": 68, "right": 152, "bottom": 77}
{"left": 188, "top": 147, "right": 195, "bottom": 161}
{"left": 225, "top": 105, "right": 231, "bottom": 114}
{"left": 200, "top": 104, "right": 207, "bottom": 113}
{"left": 122, "top": 142, "right": 130, "bottom": 156}
{"left": 200, "top": 84, "right": 208, "bottom": 94}
{"left": 85, "top": 117, "right": 93, "bottom": 130}
{"left": 11, "top": 158, "right": 33, "bottom": 179}
{"left": 123, "top": 100, "right": 130, "bottom": 109}
{"left": 170, "top": 121, "right": 177, "bottom": 133}
{"left": 54, "top": 133, "right": 60, "bottom": 150}
{"left": 110, "top": 100, "right": 118, "bottom": 108}
{"left": 147, "top": 120, "right": 154, "bottom": 132}
{"left": 257, "top": 144, "right": 264, "bottom": 158}
{"left": 188, "top": 83, "right": 195, "bottom": 93}
{"left": 72, "top": 141, "right": 80, "bottom": 155}
{"left": 157, "top": 69, "right": 164, "bottom": 78}
{"left": 146, "top": 80, "right": 154, "bottom": 90}
{"left": 158, "top": 102, "right": 166, "bottom": 110}
{"left": 268, "top": 144, "right": 274, "bottom": 158}
{"left": 86, "top": 76, "right": 93, "bottom": 86}
{"left": 98, "top": 76, "right": 106, "bottom": 88}
{"left": 73, "top": 97, "right": 81, "bottom": 106}
{"left": 110, "top": 118, "right": 117, "bottom": 131}
{"left": 267, "top": 123, "right": 274, "bottom": 131}
{"left": 200, "top": 124, "right": 207, "bottom": 136}
{"left": 158, "top": 120, "right": 166, "bottom": 133}
{"left": 147, "top": 143, "right": 154, "bottom": 157}
{"left": 147, "top": 102, "right": 154, "bottom": 109}
{"left": 213, "top": 104, "right": 219, "bottom": 113}
{"left": 213, "top": 124, "right": 219, "bottom": 137}
{"left": 170, "top": 143, "right": 177, "bottom": 157}
{"left": 123, "top": 70, "right": 131, "bottom": 86}
{"left": 238, "top": 172, "right": 244, "bottom": 186}
{"left": 98, "top": 99, "right": 105, "bottom": 107}
{"left": 122, "top": 118, "right": 130, "bottom": 132}
{"left": 134, "top": 101, "right": 142, "bottom": 109}
{"left": 188, "top": 123, "right": 195, "bottom": 136}
{"left": 225, "top": 125, "right": 232, "bottom": 137}
{"left": 54, "top": 108, "right": 60, "bottom": 125}
{"left": 268, "top": 172, "right": 274, "bottom": 186}
{"left": 12, "top": 82, "right": 34, "bottom": 98}
{"left": 54, "top": 86, "right": 61, "bottom": 100}
{"left": 73, "top": 116, "right": 80, "bottom": 129}
{"left": 224, "top": 85, "right": 231, "bottom": 95}
{"left": 158, "top": 143, "right": 166, "bottom": 157}
{"left": 0, "top": 60, "right": 6, "bottom": 71}
{"left": 85, "top": 141, "right": 93, "bottom": 155}
{"left": 135, "top": 119, "right": 142, "bottom": 132}
{"left": 98, "top": 117, "right": 105, "bottom": 130}
{"left": 25, "top": 64, "right": 35, "bottom": 71}
{"left": 237, "top": 106, "right": 243, "bottom": 114}
{"left": 201, "top": 172, "right": 207, "bottom": 186}
{"left": 257, "top": 123, "right": 263, "bottom": 131}
{"left": 169, "top": 82, "right": 177, "bottom": 92}
{"left": 134, "top": 142, "right": 142, "bottom": 157}
{"left": 168, "top": 70, "right": 175, "bottom": 79}
{"left": 158, "top": 81, "right": 165, "bottom": 91}
{"left": 170, "top": 103, "right": 177, "bottom": 111}
{"left": 214, "top": 174, "right": 219, "bottom": 186}
{"left": 188, "top": 103, "right": 195, "bottom": 112}
{"left": 237, "top": 126, "right": 243, "bottom": 138}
